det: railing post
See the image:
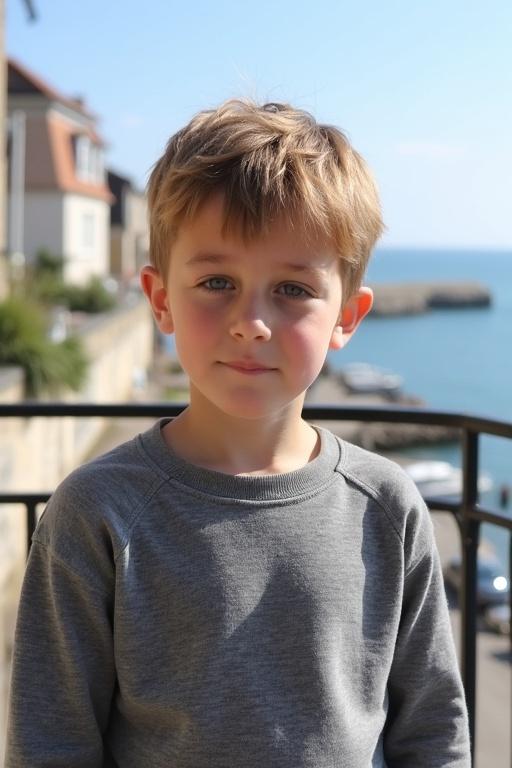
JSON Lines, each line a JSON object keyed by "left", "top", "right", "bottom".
{"left": 26, "top": 500, "right": 38, "bottom": 558}
{"left": 461, "top": 429, "right": 480, "bottom": 765}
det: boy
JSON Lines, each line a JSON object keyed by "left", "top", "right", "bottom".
{"left": 5, "top": 100, "right": 470, "bottom": 767}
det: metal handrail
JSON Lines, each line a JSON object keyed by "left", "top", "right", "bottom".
{"left": 1, "top": 401, "right": 511, "bottom": 766}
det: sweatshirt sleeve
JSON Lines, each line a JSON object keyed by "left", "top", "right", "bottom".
{"left": 383, "top": 502, "right": 471, "bottom": 767}
{"left": 5, "top": 508, "right": 116, "bottom": 767}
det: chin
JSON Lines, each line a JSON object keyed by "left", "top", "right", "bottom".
{"left": 189, "top": 377, "right": 308, "bottom": 421}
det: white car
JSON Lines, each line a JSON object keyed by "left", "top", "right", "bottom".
{"left": 405, "top": 460, "right": 492, "bottom": 498}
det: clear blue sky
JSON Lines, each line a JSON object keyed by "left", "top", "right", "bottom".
{"left": 7, "top": 0, "right": 512, "bottom": 249}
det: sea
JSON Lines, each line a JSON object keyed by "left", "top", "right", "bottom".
{"left": 328, "top": 248, "right": 512, "bottom": 569}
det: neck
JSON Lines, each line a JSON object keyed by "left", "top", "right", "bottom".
{"left": 162, "top": 391, "right": 318, "bottom": 476}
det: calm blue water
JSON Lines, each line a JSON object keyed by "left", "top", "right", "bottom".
{"left": 329, "top": 248, "right": 512, "bottom": 567}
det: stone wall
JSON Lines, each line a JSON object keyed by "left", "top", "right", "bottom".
{"left": 0, "top": 296, "right": 154, "bottom": 759}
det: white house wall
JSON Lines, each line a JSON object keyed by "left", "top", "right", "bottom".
{"left": 63, "top": 195, "right": 110, "bottom": 284}
{"left": 23, "top": 192, "right": 64, "bottom": 264}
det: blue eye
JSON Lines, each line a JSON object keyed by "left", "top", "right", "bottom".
{"left": 278, "top": 283, "right": 310, "bottom": 298}
{"left": 201, "top": 277, "right": 233, "bottom": 291}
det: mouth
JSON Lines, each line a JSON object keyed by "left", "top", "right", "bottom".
{"left": 221, "top": 361, "right": 276, "bottom": 374}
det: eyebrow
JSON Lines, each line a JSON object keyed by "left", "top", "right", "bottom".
{"left": 185, "top": 252, "right": 228, "bottom": 267}
{"left": 185, "top": 251, "right": 327, "bottom": 276}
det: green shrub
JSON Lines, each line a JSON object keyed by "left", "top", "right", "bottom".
{"left": 34, "top": 249, "right": 65, "bottom": 280}
{"left": 34, "top": 276, "right": 117, "bottom": 313}
{"left": 30, "top": 276, "right": 68, "bottom": 306}
{"left": 0, "top": 298, "right": 88, "bottom": 396}
{"left": 70, "top": 277, "right": 117, "bottom": 313}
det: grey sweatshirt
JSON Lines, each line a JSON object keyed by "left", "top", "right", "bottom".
{"left": 5, "top": 422, "right": 470, "bottom": 767}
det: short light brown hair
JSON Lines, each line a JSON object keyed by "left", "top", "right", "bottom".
{"left": 147, "top": 99, "right": 384, "bottom": 301}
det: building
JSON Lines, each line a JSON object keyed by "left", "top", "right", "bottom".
{"left": 7, "top": 59, "right": 112, "bottom": 284}
{"left": 108, "top": 170, "right": 148, "bottom": 281}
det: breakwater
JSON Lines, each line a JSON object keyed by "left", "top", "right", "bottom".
{"left": 369, "top": 281, "right": 491, "bottom": 316}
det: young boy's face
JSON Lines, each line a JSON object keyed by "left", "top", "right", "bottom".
{"left": 142, "top": 194, "right": 372, "bottom": 422}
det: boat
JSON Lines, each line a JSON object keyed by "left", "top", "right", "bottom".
{"left": 404, "top": 460, "right": 492, "bottom": 498}
{"left": 339, "top": 363, "right": 403, "bottom": 395}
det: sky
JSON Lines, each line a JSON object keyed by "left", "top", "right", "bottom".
{"left": 7, "top": 0, "right": 512, "bottom": 249}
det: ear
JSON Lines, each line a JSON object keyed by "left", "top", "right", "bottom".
{"left": 140, "top": 265, "right": 174, "bottom": 334}
{"left": 329, "top": 286, "right": 373, "bottom": 350}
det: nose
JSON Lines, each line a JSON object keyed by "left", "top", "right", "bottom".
{"left": 229, "top": 297, "right": 272, "bottom": 342}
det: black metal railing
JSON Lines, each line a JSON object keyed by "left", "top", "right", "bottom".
{"left": 1, "top": 402, "right": 511, "bottom": 767}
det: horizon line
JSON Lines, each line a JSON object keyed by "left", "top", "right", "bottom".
{"left": 376, "top": 244, "right": 512, "bottom": 253}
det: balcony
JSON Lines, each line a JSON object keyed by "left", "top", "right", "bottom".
{"left": 0, "top": 401, "right": 511, "bottom": 767}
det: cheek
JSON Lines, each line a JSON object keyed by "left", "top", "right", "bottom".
{"left": 282, "top": 319, "right": 331, "bottom": 372}
{"left": 172, "top": 301, "right": 223, "bottom": 364}
{"left": 175, "top": 299, "right": 219, "bottom": 334}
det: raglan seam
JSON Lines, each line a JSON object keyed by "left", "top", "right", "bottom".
{"left": 135, "top": 434, "right": 173, "bottom": 480}
{"left": 116, "top": 474, "right": 174, "bottom": 561}
{"left": 334, "top": 452, "right": 434, "bottom": 576}
{"left": 334, "top": 464, "right": 404, "bottom": 543}
{"left": 37, "top": 465, "right": 172, "bottom": 567}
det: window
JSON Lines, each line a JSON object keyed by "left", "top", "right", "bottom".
{"left": 74, "top": 135, "right": 104, "bottom": 184}
{"left": 92, "top": 146, "right": 104, "bottom": 184}
{"left": 74, "top": 135, "right": 90, "bottom": 182}
{"left": 83, "top": 213, "right": 95, "bottom": 248}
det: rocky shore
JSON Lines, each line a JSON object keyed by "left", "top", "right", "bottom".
{"left": 370, "top": 281, "right": 491, "bottom": 316}
{"left": 306, "top": 372, "right": 459, "bottom": 451}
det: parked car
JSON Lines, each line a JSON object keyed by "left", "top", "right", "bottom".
{"left": 443, "top": 555, "right": 509, "bottom": 610}
{"left": 483, "top": 604, "right": 510, "bottom": 636}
